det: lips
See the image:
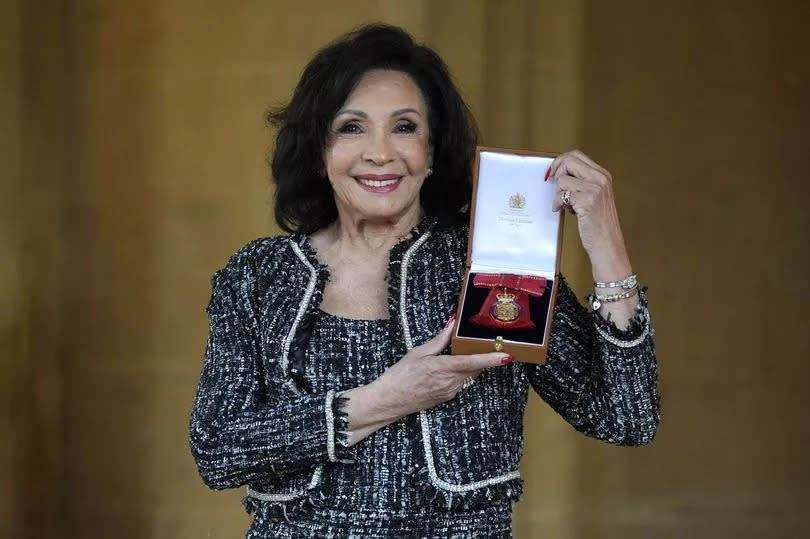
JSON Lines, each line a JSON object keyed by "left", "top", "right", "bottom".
{"left": 354, "top": 174, "right": 403, "bottom": 193}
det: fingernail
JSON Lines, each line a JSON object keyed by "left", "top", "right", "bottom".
{"left": 444, "top": 314, "right": 456, "bottom": 330}
{"left": 544, "top": 168, "right": 551, "bottom": 181}
{"left": 500, "top": 355, "right": 514, "bottom": 365}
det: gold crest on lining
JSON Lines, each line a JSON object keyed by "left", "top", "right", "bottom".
{"left": 508, "top": 193, "right": 526, "bottom": 210}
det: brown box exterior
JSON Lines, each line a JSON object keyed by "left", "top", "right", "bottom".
{"left": 451, "top": 146, "right": 564, "bottom": 364}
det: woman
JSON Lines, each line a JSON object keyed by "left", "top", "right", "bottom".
{"left": 189, "top": 24, "right": 658, "bottom": 538}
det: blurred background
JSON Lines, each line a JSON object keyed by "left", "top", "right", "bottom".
{"left": 2, "top": 0, "right": 809, "bottom": 538}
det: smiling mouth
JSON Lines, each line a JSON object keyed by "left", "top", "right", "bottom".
{"left": 357, "top": 177, "right": 400, "bottom": 187}
{"left": 354, "top": 175, "right": 403, "bottom": 193}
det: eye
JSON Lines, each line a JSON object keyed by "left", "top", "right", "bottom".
{"left": 394, "top": 121, "right": 418, "bottom": 134}
{"left": 335, "top": 122, "right": 363, "bottom": 135}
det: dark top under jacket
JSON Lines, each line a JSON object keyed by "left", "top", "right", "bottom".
{"left": 189, "top": 219, "right": 660, "bottom": 538}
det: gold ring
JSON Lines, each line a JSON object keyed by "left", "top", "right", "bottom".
{"left": 562, "top": 190, "right": 572, "bottom": 206}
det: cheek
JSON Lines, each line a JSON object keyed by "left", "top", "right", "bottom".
{"left": 403, "top": 138, "right": 430, "bottom": 168}
{"left": 324, "top": 144, "right": 350, "bottom": 173}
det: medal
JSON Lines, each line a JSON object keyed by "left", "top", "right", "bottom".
{"left": 468, "top": 273, "right": 547, "bottom": 331}
{"left": 491, "top": 289, "right": 521, "bottom": 322}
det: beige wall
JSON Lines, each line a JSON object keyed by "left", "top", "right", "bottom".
{"left": 567, "top": 2, "right": 810, "bottom": 537}
{"left": 2, "top": 1, "right": 808, "bottom": 538}
{"left": 3, "top": 1, "right": 70, "bottom": 537}
{"left": 1, "top": 0, "right": 23, "bottom": 534}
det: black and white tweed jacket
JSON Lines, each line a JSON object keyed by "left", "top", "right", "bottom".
{"left": 189, "top": 219, "right": 659, "bottom": 511}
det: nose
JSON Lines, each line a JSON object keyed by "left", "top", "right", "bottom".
{"left": 362, "top": 130, "right": 395, "bottom": 165}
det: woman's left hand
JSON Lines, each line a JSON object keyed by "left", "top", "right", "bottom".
{"left": 547, "top": 150, "right": 631, "bottom": 273}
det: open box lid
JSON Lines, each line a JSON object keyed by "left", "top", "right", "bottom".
{"left": 468, "top": 148, "right": 560, "bottom": 279}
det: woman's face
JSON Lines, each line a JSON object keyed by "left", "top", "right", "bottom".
{"left": 325, "top": 69, "right": 431, "bottom": 226}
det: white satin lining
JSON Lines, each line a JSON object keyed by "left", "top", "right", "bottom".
{"left": 471, "top": 151, "right": 558, "bottom": 277}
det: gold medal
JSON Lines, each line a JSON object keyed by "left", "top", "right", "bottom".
{"left": 490, "top": 290, "right": 521, "bottom": 322}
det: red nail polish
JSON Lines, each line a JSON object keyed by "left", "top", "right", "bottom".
{"left": 544, "top": 168, "right": 550, "bottom": 181}
{"left": 444, "top": 314, "right": 456, "bottom": 330}
{"left": 500, "top": 355, "right": 514, "bottom": 365}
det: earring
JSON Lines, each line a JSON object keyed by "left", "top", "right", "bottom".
{"left": 426, "top": 167, "right": 433, "bottom": 177}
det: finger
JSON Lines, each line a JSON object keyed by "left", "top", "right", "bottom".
{"left": 552, "top": 194, "right": 579, "bottom": 214}
{"left": 555, "top": 174, "right": 583, "bottom": 191}
{"left": 547, "top": 152, "right": 570, "bottom": 180}
{"left": 466, "top": 369, "right": 484, "bottom": 381}
{"left": 454, "top": 369, "right": 484, "bottom": 390}
{"left": 552, "top": 193, "right": 562, "bottom": 213}
{"left": 446, "top": 352, "right": 513, "bottom": 373}
{"left": 414, "top": 314, "right": 456, "bottom": 356}
{"left": 550, "top": 154, "right": 599, "bottom": 183}
{"left": 546, "top": 153, "right": 568, "bottom": 182}
{"left": 551, "top": 174, "right": 580, "bottom": 212}
{"left": 567, "top": 149, "right": 604, "bottom": 173}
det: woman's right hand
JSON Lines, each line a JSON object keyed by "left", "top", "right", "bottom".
{"left": 342, "top": 316, "right": 513, "bottom": 446}
{"left": 375, "top": 315, "right": 513, "bottom": 415}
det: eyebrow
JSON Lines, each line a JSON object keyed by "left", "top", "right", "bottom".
{"left": 335, "top": 108, "right": 422, "bottom": 118}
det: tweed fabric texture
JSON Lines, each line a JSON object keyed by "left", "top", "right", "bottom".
{"left": 189, "top": 219, "right": 660, "bottom": 537}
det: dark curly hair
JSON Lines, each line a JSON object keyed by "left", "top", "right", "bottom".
{"left": 268, "top": 24, "right": 479, "bottom": 234}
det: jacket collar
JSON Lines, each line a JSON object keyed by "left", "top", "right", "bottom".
{"left": 282, "top": 217, "right": 437, "bottom": 377}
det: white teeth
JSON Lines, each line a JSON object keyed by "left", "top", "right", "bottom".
{"left": 357, "top": 178, "right": 399, "bottom": 187}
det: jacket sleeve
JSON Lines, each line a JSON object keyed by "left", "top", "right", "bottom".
{"left": 526, "top": 276, "right": 660, "bottom": 445}
{"left": 189, "top": 260, "right": 353, "bottom": 490}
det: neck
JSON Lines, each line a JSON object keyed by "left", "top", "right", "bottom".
{"left": 327, "top": 205, "right": 424, "bottom": 252}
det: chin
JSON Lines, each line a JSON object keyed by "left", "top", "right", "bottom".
{"left": 353, "top": 201, "right": 419, "bottom": 222}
